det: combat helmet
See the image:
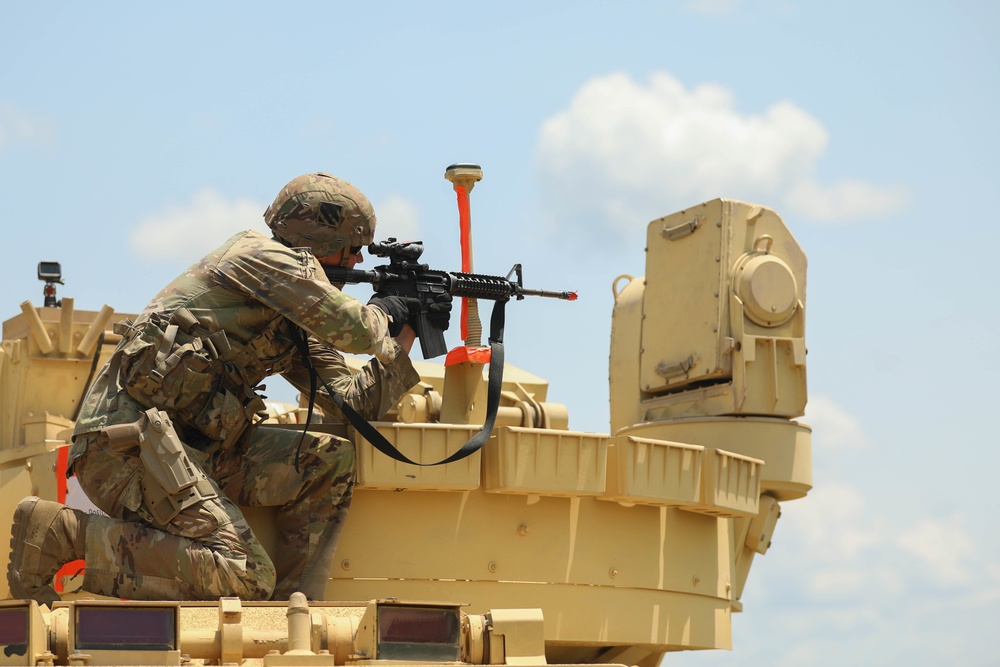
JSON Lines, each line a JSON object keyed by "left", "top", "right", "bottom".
{"left": 264, "top": 172, "right": 376, "bottom": 257}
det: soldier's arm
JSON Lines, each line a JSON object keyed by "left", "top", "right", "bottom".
{"left": 215, "top": 239, "right": 396, "bottom": 360}
{"left": 281, "top": 334, "right": 420, "bottom": 421}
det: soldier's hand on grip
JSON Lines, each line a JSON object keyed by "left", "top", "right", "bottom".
{"left": 368, "top": 294, "right": 420, "bottom": 337}
{"left": 424, "top": 291, "right": 453, "bottom": 333}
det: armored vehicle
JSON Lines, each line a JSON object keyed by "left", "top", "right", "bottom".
{"left": 0, "top": 170, "right": 810, "bottom": 667}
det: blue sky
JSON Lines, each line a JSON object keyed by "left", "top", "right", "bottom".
{"left": 2, "top": 2, "right": 998, "bottom": 665}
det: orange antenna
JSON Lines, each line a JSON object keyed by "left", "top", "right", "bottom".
{"left": 444, "top": 163, "right": 484, "bottom": 347}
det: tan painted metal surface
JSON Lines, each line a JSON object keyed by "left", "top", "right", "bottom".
{"left": 0, "top": 198, "right": 811, "bottom": 667}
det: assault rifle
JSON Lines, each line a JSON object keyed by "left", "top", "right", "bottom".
{"left": 324, "top": 238, "right": 577, "bottom": 359}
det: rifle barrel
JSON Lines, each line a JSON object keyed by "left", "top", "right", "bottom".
{"left": 324, "top": 268, "right": 378, "bottom": 285}
{"left": 518, "top": 287, "right": 578, "bottom": 300}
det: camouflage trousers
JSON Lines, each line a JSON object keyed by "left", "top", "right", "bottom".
{"left": 72, "top": 424, "right": 355, "bottom": 601}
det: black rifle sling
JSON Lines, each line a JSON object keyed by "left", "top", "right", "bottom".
{"left": 298, "top": 299, "right": 507, "bottom": 467}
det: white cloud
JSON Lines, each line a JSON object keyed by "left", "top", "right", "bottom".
{"left": 783, "top": 483, "right": 879, "bottom": 565}
{"left": 806, "top": 568, "right": 869, "bottom": 598}
{"left": 776, "top": 467, "right": 985, "bottom": 595}
{"left": 803, "top": 395, "right": 868, "bottom": 449}
{"left": 373, "top": 194, "right": 421, "bottom": 241}
{"left": 770, "top": 483, "right": 991, "bottom": 635}
{"left": 784, "top": 397, "right": 988, "bottom": 599}
{"left": 0, "top": 103, "right": 55, "bottom": 150}
{"left": 896, "top": 515, "right": 977, "bottom": 587}
{"left": 760, "top": 488, "right": 999, "bottom": 666}
{"left": 130, "top": 188, "right": 263, "bottom": 262}
{"left": 130, "top": 190, "right": 421, "bottom": 263}
{"left": 535, "top": 72, "right": 908, "bottom": 240}
{"left": 786, "top": 179, "right": 910, "bottom": 222}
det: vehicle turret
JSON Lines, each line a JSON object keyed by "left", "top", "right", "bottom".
{"left": 1, "top": 191, "right": 810, "bottom": 667}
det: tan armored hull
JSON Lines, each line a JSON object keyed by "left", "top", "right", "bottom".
{"left": 1, "top": 198, "right": 810, "bottom": 667}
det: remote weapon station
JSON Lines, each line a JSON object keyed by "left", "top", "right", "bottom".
{"left": 0, "top": 164, "right": 810, "bottom": 667}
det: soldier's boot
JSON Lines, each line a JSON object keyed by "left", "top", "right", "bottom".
{"left": 7, "top": 496, "right": 89, "bottom": 607}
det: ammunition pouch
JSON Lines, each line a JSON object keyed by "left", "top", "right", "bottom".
{"left": 101, "top": 408, "right": 218, "bottom": 526}
{"left": 116, "top": 309, "right": 271, "bottom": 449}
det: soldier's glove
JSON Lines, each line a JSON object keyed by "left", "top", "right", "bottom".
{"left": 368, "top": 294, "right": 420, "bottom": 337}
{"left": 423, "top": 291, "right": 453, "bottom": 333}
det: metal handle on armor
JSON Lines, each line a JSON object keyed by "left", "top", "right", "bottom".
{"left": 661, "top": 216, "right": 701, "bottom": 240}
{"left": 656, "top": 354, "right": 697, "bottom": 379}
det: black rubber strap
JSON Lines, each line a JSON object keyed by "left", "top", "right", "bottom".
{"left": 308, "top": 300, "right": 508, "bottom": 467}
{"left": 294, "top": 336, "right": 320, "bottom": 473}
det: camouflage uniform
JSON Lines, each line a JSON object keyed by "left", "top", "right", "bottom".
{"left": 70, "top": 229, "right": 419, "bottom": 601}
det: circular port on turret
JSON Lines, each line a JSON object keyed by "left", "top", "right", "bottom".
{"left": 735, "top": 254, "right": 798, "bottom": 327}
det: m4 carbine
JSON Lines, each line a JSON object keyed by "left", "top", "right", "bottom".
{"left": 324, "top": 238, "right": 576, "bottom": 359}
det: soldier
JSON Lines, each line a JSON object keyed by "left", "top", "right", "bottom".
{"left": 7, "top": 172, "right": 447, "bottom": 604}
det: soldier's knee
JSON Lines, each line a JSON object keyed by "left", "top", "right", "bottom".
{"left": 334, "top": 435, "right": 355, "bottom": 470}
{"left": 252, "top": 561, "right": 277, "bottom": 601}
{"left": 310, "top": 433, "right": 355, "bottom": 474}
{"left": 232, "top": 558, "right": 276, "bottom": 601}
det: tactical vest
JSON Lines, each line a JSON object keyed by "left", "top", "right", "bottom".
{"left": 113, "top": 307, "right": 292, "bottom": 449}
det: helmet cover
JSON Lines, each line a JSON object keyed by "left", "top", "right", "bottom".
{"left": 264, "top": 172, "right": 376, "bottom": 257}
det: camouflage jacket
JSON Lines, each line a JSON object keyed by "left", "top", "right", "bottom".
{"left": 73, "top": 230, "right": 419, "bottom": 451}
